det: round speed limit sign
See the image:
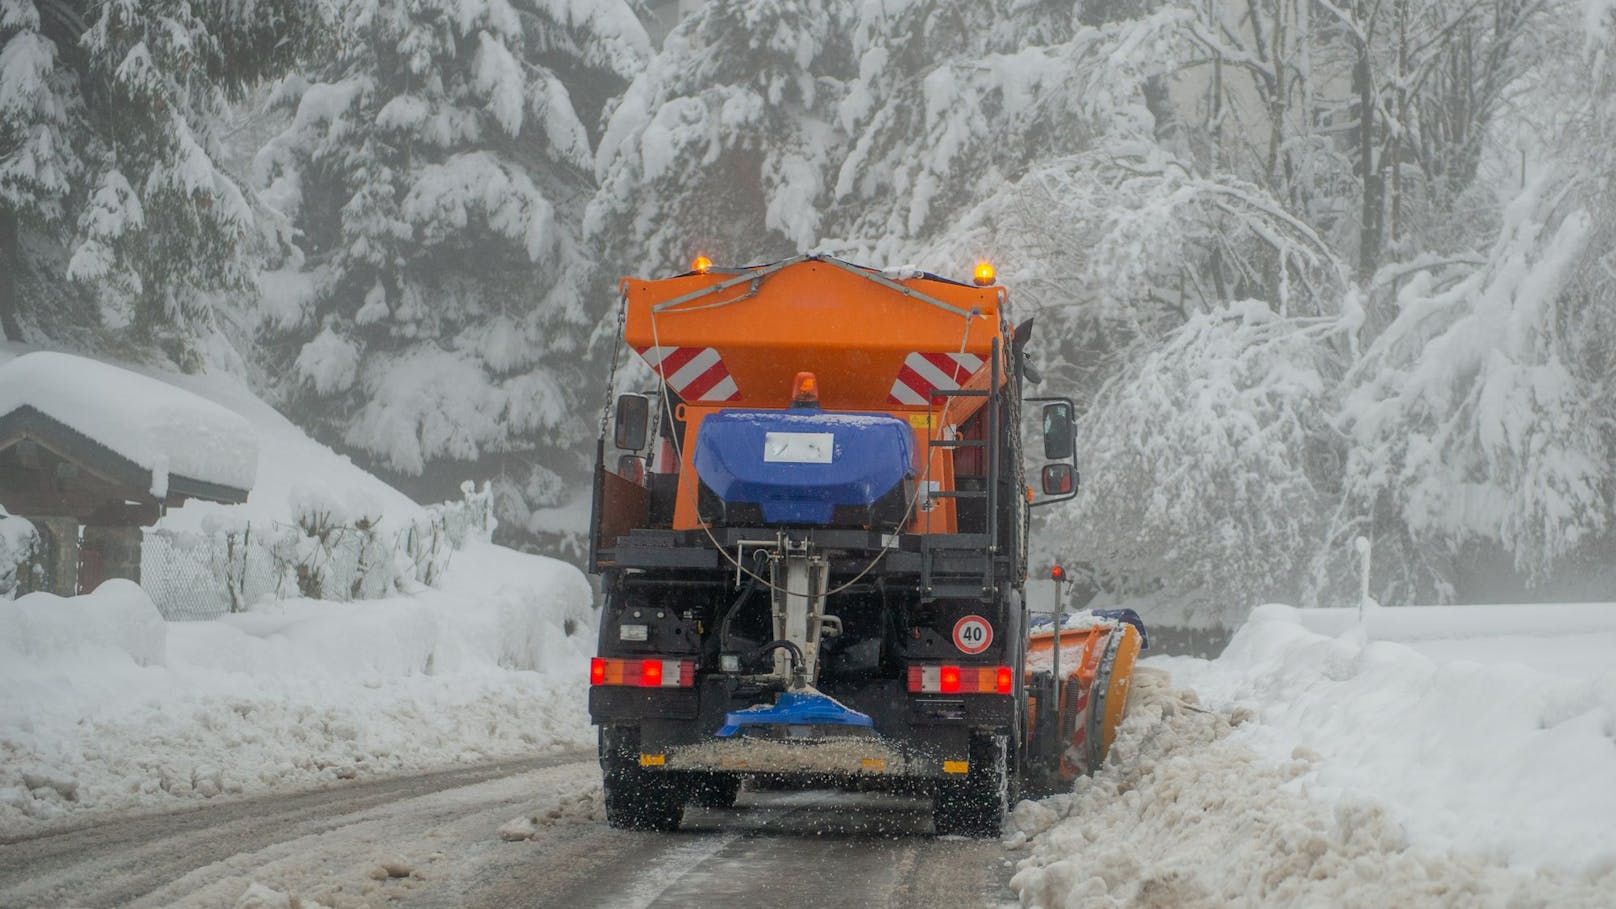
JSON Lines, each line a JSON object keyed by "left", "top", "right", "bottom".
{"left": 952, "top": 615, "right": 993, "bottom": 655}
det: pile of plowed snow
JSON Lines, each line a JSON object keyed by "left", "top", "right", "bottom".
{"left": 1168, "top": 604, "right": 1616, "bottom": 872}
{"left": 1008, "top": 668, "right": 1615, "bottom": 908}
{"left": 0, "top": 542, "right": 594, "bottom": 835}
{"left": 0, "top": 344, "right": 596, "bottom": 837}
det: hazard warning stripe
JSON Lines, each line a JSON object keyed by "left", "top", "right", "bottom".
{"left": 888, "top": 351, "right": 985, "bottom": 406}
{"left": 634, "top": 345, "right": 742, "bottom": 402}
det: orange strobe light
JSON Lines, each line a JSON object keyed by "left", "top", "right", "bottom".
{"left": 792, "top": 371, "right": 820, "bottom": 408}
{"left": 692, "top": 255, "right": 713, "bottom": 274}
{"left": 973, "top": 261, "right": 996, "bottom": 286}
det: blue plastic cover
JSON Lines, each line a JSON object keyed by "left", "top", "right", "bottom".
{"left": 693, "top": 408, "right": 914, "bottom": 524}
{"left": 1028, "top": 609, "right": 1150, "bottom": 650}
{"left": 1091, "top": 608, "right": 1149, "bottom": 650}
{"left": 714, "top": 689, "right": 876, "bottom": 737}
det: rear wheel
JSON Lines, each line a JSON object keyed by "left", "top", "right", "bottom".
{"left": 599, "top": 727, "right": 685, "bottom": 832}
{"left": 933, "top": 733, "right": 1010, "bottom": 838}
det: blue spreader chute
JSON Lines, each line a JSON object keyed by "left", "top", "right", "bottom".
{"left": 715, "top": 689, "right": 876, "bottom": 738}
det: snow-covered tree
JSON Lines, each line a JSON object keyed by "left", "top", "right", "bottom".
{"left": 588, "top": 0, "right": 1162, "bottom": 273}
{"left": 1051, "top": 301, "right": 1344, "bottom": 624}
{"left": 1317, "top": 0, "right": 1616, "bottom": 603}
{"left": 254, "top": 0, "right": 649, "bottom": 537}
{"left": 587, "top": 0, "right": 855, "bottom": 272}
{"left": 0, "top": 0, "right": 316, "bottom": 356}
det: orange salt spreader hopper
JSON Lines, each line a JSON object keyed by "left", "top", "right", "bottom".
{"left": 619, "top": 255, "right": 1010, "bottom": 533}
{"left": 620, "top": 255, "right": 1006, "bottom": 413}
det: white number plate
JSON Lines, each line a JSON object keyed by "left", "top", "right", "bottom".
{"left": 763, "top": 431, "right": 835, "bottom": 463}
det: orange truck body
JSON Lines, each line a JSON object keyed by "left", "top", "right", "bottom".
{"left": 620, "top": 259, "right": 1010, "bottom": 535}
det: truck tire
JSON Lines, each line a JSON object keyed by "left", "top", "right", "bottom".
{"left": 599, "top": 727, "right": 685, "bottom": 832}
{"left": 933, "top": 733, "right": 1010, "bottom": 838}
{"left": 688, "top": 773, "right": 741, "bottom": 809}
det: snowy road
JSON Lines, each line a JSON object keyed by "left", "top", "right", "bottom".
{"left": 0, "top": 752, "right": 1017, "bottom": 909}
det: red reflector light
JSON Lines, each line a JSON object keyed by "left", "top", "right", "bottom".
{"left": 640, "top": 659, "right": 663, "bottom": 687}
{"left": 908, "top": 664, "right": 1016, "bottom": 695}
{"left": 590, "top": 657, "right": 694, "bottom": 688}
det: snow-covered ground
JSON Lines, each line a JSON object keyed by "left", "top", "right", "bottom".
{"left": 0, "top": 542, "right": 594, "bottom": 835}
{"left": 0, "top": 345, "right": 597, "bottom": 836}
{"left": 1009, "top": 604, "right": 1616, "bottom": 907}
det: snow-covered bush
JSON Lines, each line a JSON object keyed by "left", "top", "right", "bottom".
{"left": 0, "top": 507, "right": 39, "bottom": 598}
{"left": 141, "top": 483, "right": 497, "bottom": 618}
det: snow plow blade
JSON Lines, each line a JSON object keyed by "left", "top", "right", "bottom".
{"left": 1025, "top": 617, "right": 1145, "bottom": 782}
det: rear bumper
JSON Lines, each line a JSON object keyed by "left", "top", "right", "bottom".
{"left": 591, "top": 676, "right": 1014, "bottom": 781}
{"left": 659, "top": 733, "right": 918, "bottom": 776}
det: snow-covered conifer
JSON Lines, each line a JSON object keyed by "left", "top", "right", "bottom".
{"left": 0, "top": 0, "right": 316, "bottom": 352}
{"left": 255, "top": 0, "right": 649, "bottom": 534}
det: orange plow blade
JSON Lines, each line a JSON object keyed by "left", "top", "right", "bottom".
{"left": 1027, "top": 621, "right": 1144, "bottom": 780}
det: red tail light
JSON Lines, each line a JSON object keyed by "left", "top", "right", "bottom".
{"left": 907, "top": 664, "right": 1015, "bottom": 695}
{"left": 589, "top": 657, "right": 694, "bottom": 688}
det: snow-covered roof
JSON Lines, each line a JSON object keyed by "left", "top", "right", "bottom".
{"left": 0, "top": 352, "right": 258, "bottom": 500}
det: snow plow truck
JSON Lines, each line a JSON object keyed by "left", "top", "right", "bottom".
{"left": 587, "top": 254, "right": 1144, "bottom": 837}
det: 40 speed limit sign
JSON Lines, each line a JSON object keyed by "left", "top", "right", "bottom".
{"left": 952, "top": 615, "right": 993, "bottom": 655}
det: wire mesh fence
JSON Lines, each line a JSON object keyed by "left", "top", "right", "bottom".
{"left": 137, "top": 482, "right": 495, "bottom": 621}
{"left": 140, "top": 528, "right": 282, "bottom": 621}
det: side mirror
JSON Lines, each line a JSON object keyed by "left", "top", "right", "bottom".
{"left": 614, "top": 394, "right": 650, "bottom": 451}
{"left": 1042, "top": 463, "right": 1078, "bottom": 496}
{"left": 1042, "top": 402, "right": 1074, "bottom": 460}
{"left": 616, "top": 453, "right": 646, "bottom": 485}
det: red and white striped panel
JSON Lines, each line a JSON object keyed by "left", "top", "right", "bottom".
{"left": 634, "top": 345, "right": 742, "bottom": 402}
{"left": 888, "top": 352, "right": 986, "bottom": 406}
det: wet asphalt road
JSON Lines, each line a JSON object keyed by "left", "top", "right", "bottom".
{"left": 0, "top": 754, "right": 1019, "bottom": 908}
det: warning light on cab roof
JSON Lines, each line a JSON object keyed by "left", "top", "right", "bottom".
{"left": 692, "top": 254, "right": 713, "bottom": 274}
{"left": 973, "top": 261, "right": 996, "bottom": 286}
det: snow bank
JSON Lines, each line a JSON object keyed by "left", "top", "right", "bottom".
{"left": 1287, "top": 601, "right": 1616, "bottom": 642}
{"left": 0, "top": 541, "right": 595, "bottom": 834}
{"left": 1158, "top": 604, "right": 1616, "bottom": 873}
{"left": 0, "top": 351, "right": 258, "bottom": 495}
{"left": 1008, "top": 669, "right": 1616, "bottom": 907}
{"left": 0, "top": 579, "right": 167, "bottom": 667}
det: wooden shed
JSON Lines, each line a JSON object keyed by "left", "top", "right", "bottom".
{"left": 0, "top": 352, "right": 256, "bottom": 596}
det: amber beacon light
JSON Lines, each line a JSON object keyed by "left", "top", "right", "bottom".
{"left": 691, "top": 254, "right": 713, "bottom": 274}
{"left": 973, "top": 261, "right": 996, "bottom": 286}
{"left": 791, "top": 371, "right": 820, "bottom": 408}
